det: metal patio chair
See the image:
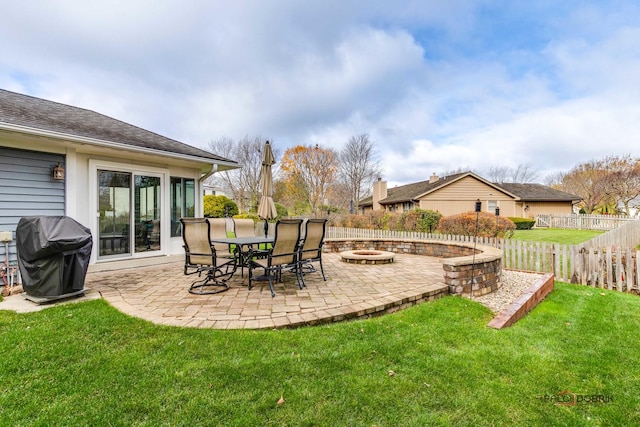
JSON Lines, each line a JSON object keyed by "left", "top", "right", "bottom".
{"left": 232, "top": 218, "right": 256, "bottom": 238}
{"left": 181, "top": 218, "right": 236, "bottom": 295}
{"left": 247, "top": 219, "right": 303, "bottom": 297}
{"left": 297, "top": 218, "right": 327, "bottom": 286}
{"left": 232, "top": 218, "right": 261, "bottom": 276}
{"left": 207, "top": 218, "right": 234, "bottom": 257}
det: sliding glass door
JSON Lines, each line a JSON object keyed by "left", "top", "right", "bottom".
{"left": 134, "top": 175, "right": 161, "bottom": 253}
{"left": 97, "top": 170, "right": 162, "bottom": 258}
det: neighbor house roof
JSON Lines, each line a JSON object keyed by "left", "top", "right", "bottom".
{"left": 495, "top": 183, "right": 581, "bottom": 202}
{"left": 0, "top": 89, "right": 238, "bottom": 169}
{"left": 359, "top": 171, "right": 580, "bottom": 207}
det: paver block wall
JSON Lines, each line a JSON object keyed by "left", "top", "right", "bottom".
{"left": 324, "top": 239, "right": 503, "bottom": 296}
{"left": 487, "top": 273, "right": 554, "bottom": 329}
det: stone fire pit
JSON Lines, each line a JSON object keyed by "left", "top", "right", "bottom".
{"left": 340, "top": 250, "right": 395, "bottom": 265}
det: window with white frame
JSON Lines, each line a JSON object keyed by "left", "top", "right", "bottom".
{"left": 170, "top": 177, "right": 195, "bottom": 237}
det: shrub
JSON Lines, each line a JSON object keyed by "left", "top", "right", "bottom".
{"left": 233, "top": 213, "right": 258, "bottom": 222}
{"left": 508, "top": 217, "right": 536, "bottom": 230}
{"left": 368, "top": 211, "right": 392, "bottom": 230}
{"left": 417, "top": 209, "right": 442, "bottom": 233}
{"left": 334, "top": 214, "right": 362, "bottom": 228}
{"left": 387, "top": 213, "right": 402, "bottom": 231}
{"left": 204, "top": 195, "right": 239, "bottom": 218}
{"left": 397, "top": 209, "right": 442, "bottom": 232}
{"left": 333, "top": 209, "right": 442, "bottom": 232}
{"left": 275, "top": 203, "right": 288, "bottom": 219}
{"left": 438, "top": 211, "right": 515, "bottom": 238}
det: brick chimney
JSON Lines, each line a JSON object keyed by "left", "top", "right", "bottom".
{"left": 429, "top": 173, "right": 439, "bottom": 184}
{"left": 372, "top": 176, "right": 387, "bottom": 211}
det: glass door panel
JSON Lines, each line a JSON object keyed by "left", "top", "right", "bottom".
{"left": 98, "top": 171, "right": 131, "bottom": 257}
{"left": 134, "top": 175, "right": 161, "bottom": 253}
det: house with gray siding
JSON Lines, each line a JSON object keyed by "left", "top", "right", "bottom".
{"left": 0, "top": 89, "right": 238, "bottom": 275}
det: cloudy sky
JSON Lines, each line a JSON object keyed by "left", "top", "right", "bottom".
{"left": 2, "top": 0, "right": 639, "bottom": 186}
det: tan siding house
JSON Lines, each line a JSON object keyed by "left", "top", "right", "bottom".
{"left": 360, "top": 172, "right": 580, "bottom": 218}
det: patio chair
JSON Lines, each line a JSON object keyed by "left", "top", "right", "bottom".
{"left": 232, "top": 218, "right": 256, "bottom": 238}
{"left": 181, "top": 218, "right": 236, "bottom": 294}
{"left": 206, "top": 217, "right": 234, "bottom": 254}
{"left": 232, "top": 218, "right": 259, "bottom": 276}
{"left": 257, "top": 220, "right": 276, "bottom": 239}
{"left": 298, "top": 218, "right": 327, "bottom": 286}
{"left": 247, "top": 219, "right": 303, "bottom": 297}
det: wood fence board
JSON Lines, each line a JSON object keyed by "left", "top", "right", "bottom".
{"left": 325, "top": 226, "right": 640, "bottom": 292}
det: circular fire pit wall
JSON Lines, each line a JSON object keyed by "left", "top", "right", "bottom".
{"left": 340, "top": 250, "right": 395, "bottom": 265}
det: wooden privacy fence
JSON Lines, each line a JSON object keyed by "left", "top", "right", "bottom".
{"left": 535, "top": 214, "right": 635, "bottom": 230}
{"left": 496, "top": 240, "right": 639, "bottom": 293}
{"left": 580, "top": 219, "right": 640, "bottom": 249}
{"left": 326, "top": 227, "right": 640, "bottom": 293}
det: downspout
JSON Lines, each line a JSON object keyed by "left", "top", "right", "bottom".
{"left": 198, "top": 164, "right": 219, "bottom": 217}
{"left": 199, "top": 163, "right": 219, "bottom": 184}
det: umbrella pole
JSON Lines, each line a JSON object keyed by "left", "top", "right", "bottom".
{"left": 263, "top": 220, "right": 269, "bottom": 237}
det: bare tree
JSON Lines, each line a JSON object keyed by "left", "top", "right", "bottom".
{"left": 207, "top": 136, "right": 273, "bottom": 213}
{"left": 559, "top": 159, "right": 609, "bottom": 214}
{"left": 486, "top": 165, "right": 511, "bottom": 182}
{"left": 339, "top": 134, "right": 382, "bottom": 213}
{"left": 543, "top": 171, "right": 565, "bottom": 188}
{"left": 511, "top": 162, "right": 540, "bottom": 183}
{"left": 600, "top": 155, "right": 640, "bottom": 215}
{"left": 486, "top": 163, "right": 540, "bottom": 183}
{"left": 551, "top": 156, "right": 640, "bottom": 215}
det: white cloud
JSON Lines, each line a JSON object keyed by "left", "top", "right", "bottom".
{"left": 2, "top": 0, "right": 640, "bottom": 186}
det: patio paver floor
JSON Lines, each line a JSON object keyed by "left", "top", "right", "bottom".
{"left": 5, "top": 253, "right": 449, "bottom": 329}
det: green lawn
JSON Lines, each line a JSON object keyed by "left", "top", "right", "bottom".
{"left": 511, "top": 228, "right": 604, "bottom": 245}
{"left": 1, "top": 282, "right": 637, "bottom": 426}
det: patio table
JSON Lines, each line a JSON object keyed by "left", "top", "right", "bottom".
{"left": 209, "top": 236, "right": 274, "bottom": 277}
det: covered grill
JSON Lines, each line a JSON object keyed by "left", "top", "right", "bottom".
{"left": 16, "top": 216, "right": 92, "bottom": 302}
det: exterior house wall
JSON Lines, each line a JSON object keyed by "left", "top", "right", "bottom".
{"left": 82, "top": 153, "right": 204, "bottom": 262}
{"left": 419, "top": 200, "right": 519, "bottom": 217}
{"left": 0, "top": 136, "right": 208, "bottom": 267}
{"left": 523, "top": 201, "right": 574, "bottom": 218}
{"left": 0, "top": 146, "right": 66, "bottom": 266}
{"left": 417, "top": 176, "right": 515, "bottom": 216}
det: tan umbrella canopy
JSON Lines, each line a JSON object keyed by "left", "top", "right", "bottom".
{"left": 257, "top": 141, "right": 277, "bottom": 234}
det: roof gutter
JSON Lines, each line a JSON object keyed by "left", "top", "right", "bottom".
{"left": 0, "top": 122, "right": 240, "bottom": 171}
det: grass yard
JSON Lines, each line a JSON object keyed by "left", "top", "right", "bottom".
{"left": 1, "top": 282, "right": 638, "bottom": 426}
{"left": 511, "top": 228, "right": 604, "bottom": 245}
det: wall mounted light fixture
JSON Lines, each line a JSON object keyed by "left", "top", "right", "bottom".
{"left": 53, "top": 163, "right": 65, "bottom": 180}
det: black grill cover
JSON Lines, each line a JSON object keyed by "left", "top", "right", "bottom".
{"left": 16, "top": 216, "right": 93, "bottom": 297}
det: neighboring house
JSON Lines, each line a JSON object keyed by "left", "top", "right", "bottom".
{"left": 202, "top": 184, "right": 229, "bottom": 198}
{"left": 0, "top": 89, "right": 239, "bottom": 269}
{"left": 359, "top": 172, "right": 581, "bottom": 218}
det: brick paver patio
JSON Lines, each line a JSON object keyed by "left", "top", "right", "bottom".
{"left": 85, "top": 252, "right": 448, "bottom": 329}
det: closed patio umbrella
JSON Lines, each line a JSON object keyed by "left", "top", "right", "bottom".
{"left": 257, "top": 141, "right": 277, "bottom": 236}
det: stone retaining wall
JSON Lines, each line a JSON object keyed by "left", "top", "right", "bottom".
{"left": 324, "top": 238, "right": 503, "bottom": 297}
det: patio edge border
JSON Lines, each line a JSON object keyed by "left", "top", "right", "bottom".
{"left": 487, "top": 272, "right": 554, "bottom": 329}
